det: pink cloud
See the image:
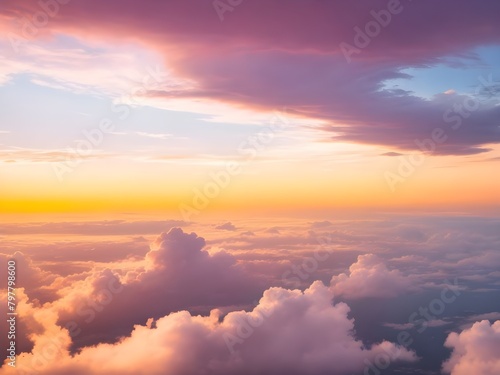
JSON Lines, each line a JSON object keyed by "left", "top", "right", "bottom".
{"left": 55, "top": 228, "right": 265, "bottom": 350}
{"left": 330, "top": 254, "right": 416, "bottom": 299}
{"left": 2, "top": 281, "right": 417, "bottom": 375}
{"left": 0, "top": 252, "right": 57, "bottom": 303}
{"left": 1, "top": 0, "right": 500, "bottom": 154}
{"left": 443, "top": 320, "right": 500, "bottom": 375}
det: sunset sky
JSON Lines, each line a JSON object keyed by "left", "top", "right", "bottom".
{"left": 0, "top": 0, "right": 500, "bottom": 217}
{"left": 0, "top": 1, "right": 499, "bottom": 375}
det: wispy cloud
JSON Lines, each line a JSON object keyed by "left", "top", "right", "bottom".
{"left": 135, "top": 131, "right": 172, "bottom": 140}
{"left": 2, "top": 0, "right": 500, "bottom": 154}
{"left": 0, "top": 147, "right": 115, "bottom": 163}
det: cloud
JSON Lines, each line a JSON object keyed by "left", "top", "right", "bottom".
{"left": 381, "top": 152, "right": 403, "bottom": 157}
{"left": 467, "top": 312, "right": 500, "bottom": 322}
{"left": 2, "top": 1, "right": 500, "bottom": 154}
{"left": 54, "top": 228, "right": 264, "bottom": 350}
{"left": 265, "top": 227, "right": 281, "bottom": 234}
{"left": 0, "top": 147, "right": 114, "bottom": 163}
{"left": 426, "top": 319, "right": 453, "bottom": 328}
{"left": 443, "top": 320, "right": 500, "bottom": 375}
{"left": 2, "top": 281, "right": 417, "bottom": 375}
{"left": 458, "top": 312, "right": 500, "bottom": 330}
{"left": 0, "top": 289, "right": 38, "bottom": 359}
{"left": 135, "top": 132, "right": 172, "bottom": 140}
{"left": 310, "top": 221, "right": 333, "bottom": 229}
{"left": 0, "top": 220, "right": 187, "bottom": 235}
{"left": 0, "top": 37, "right": 173, "bottom": 97}
{"left": 330, "top": 254, "right": 416, "bottom": 299}
{"left": 0, "top": 252, "right": 57, "bottom": 303}
{"left": 1, "top": 217, "right": 500, "bottom": 373}
{"left": 384, "top": 319, "right": 451, "bottom": 331}
{"left": 383, "top": 322, "right": 415, "bottom": 330}
{"left": 215, "top": 222, "right": 237, "bottom": 231}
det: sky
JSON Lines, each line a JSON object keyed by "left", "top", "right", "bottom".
{"left": 0, "top": 0, "right": 500, "bottom": 216}
{"left": 0, "top": 1, "right": 499, "bottom": 374}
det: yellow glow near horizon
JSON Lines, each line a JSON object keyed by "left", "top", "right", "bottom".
{"left": 2, "top": 148, "right": 500, "bottom": 217}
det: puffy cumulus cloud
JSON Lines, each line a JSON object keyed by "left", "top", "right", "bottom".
{"left": 330, "top": 254, "right": 415, "bottom": 299}
{"left": 146, "top": 227, "right": 206, "bottom": 269}
{"left": 0, "top": 289, "right": 74, "bottom": 374}
{"left": 443, "top": 320, "right": 500, "bottom": 375}
{"left": 54, "top": 228, "right": 264, "bottom": 350}
{"left": 1, "top": 281, "right": 417, "bottom": 375}
{"left": 0, "top": 252, "right": 57, "bottom": 303}
{"left": 0, "top": 289, "right": 45, "bottom": 360}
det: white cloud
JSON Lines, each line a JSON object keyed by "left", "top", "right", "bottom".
{"left": 135, "top": 132, "right": 172, "bottom": 140}
{"left": 2, "top": 281, "right": 417, "bottom": 375}
{"left": 330, "top": 254, "right": 416, "bottom": 299}
{"left": 443, "top": 320, "right": 500, "bottom": 375}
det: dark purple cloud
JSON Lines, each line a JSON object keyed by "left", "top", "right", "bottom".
{"left": 56, "top": 228, "right": 265, "bottom": 350}
{"left": 1, "top": 0, "right": 500, "bottom": 154}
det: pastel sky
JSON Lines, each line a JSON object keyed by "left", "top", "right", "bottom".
{"left": 0, "top": 1, "right": 500, "bottom": 375}
{"left": 0, "top": 0, "right": 500, "bottom": 217}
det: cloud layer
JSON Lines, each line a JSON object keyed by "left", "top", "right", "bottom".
{"left": 1, "top": 217, "right": 499, "bottom": 374}
{"left": 2, "top": 281, "right": 417, "bottom": 375}
{"left": 330, "top": 254, "right": 415, "bottom": 299}
{"left": 54, "top": 228, "right": 264, "bottom": 349}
